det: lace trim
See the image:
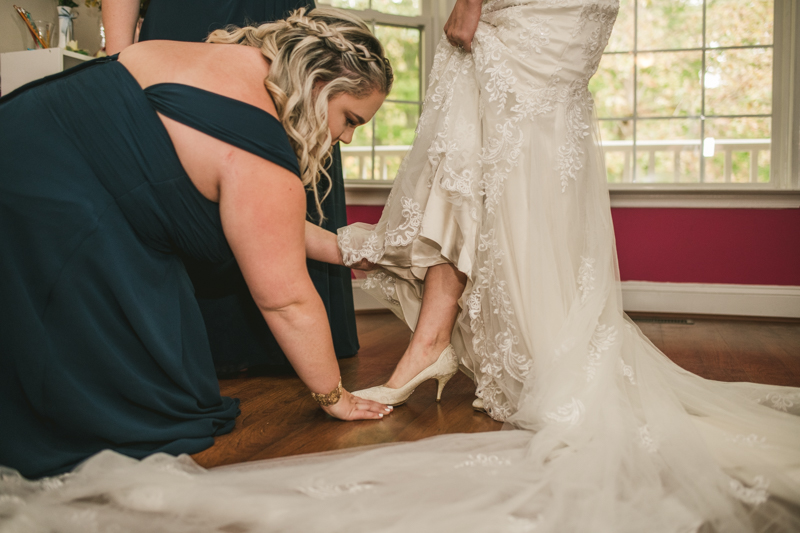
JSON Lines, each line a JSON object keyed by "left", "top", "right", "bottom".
{"left": 507, "top": 515, "right": 543, "bottom": 533}
{"left": 297, "top": 481, "right": 377, "bottom": 500}
{"left": 757, "top": 391, "right": 800, "bottom": 412}
{"left": 618, "top": 358, "right": 636, "bottom": 385}
{"left": 520, "top": 16, "right": 553, "bottom": 55}
{"left": 726, "top": 434, "right": 767, "bottom": 447}
{"left": 728, "top": 476, "right": 769, "bottom": 506}
{"left": 638, "top": 424, "right": 658, "bottom": 453}
{"left": 454, "top": 454, "right": 512, "bottom": 469}
{"left": 545, "top": 397, "right": 585, "bottom": 425}
{"left": 338, "top": 227, "right": 384, "bottom": 267}
{"left": 386, "top": 196, "right": 423, "bottom": 247}
{"left": 584, "top": 324, "right": 618, "bottom": 382}
{"left": 363, "top": 271, "right": 400, "bottom": 306}
{"left": 577, "top": 256, "right": 596, "bottom": 304}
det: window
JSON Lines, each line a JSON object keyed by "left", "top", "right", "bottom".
{"left": 590, "top": 0, "right": 795, "bottom": 189}
{"left": 320, "top": 0, "right": 429, "bottom": 182}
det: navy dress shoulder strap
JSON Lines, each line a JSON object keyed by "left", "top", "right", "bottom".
{"left": 144, "top": 83, "right": 300, "bottom": 177}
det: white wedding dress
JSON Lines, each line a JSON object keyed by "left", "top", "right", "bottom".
{"left": 2, "top": 1, "right": 799, "bottom": 531}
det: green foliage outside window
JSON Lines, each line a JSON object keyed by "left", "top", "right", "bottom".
{"left": 590, "top": 0, "right": 774, "bottom": 184}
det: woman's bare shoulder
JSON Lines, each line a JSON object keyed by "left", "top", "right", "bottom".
{"left": 118, "top": 41, "right": 278, "bottom": 120}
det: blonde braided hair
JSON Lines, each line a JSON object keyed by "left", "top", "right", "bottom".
{"left": 207, "top": 7, "right": 393, "bottom": 222}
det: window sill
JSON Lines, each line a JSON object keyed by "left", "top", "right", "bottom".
{"left": 607, "top": 188, "right": 800, "bottom": 208}
{"left": 344, "top": 181, "right": 800, "bottom": 209}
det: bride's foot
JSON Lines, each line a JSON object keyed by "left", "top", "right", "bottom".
{"left": 352, "top": 344, "right": 458, "bottom": 406}
{"left": 385, "top": 340, "right": 452, "bottom": 389}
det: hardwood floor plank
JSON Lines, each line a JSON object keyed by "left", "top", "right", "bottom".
{"left": 193, "top": 313, "right": 800, "bottom": 469}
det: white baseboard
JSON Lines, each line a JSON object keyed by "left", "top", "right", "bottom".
{"left": 353, "top": 279, "right": 800, "bottom": 319}
{"left": 620, "top": 281, "right": 800, "bottom": 319}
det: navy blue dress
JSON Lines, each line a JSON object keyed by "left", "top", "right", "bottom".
{"left": 138, "top": 0, "right": 360, "bottom": 373}
{"left": 0, "top": 56, "right": 301, "bottom": 478}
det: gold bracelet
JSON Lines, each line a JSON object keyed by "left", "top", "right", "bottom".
{"left": 311, "top": 379, "right": 343, "bottom": 407}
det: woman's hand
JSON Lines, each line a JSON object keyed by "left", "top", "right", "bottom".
{"left": 322, "top": 389, "right": 393, "bottom": 420}
{"left": 444, "top": 0, "right": 483, "bottom": 52}
{"left": 349, "top": 258, "right": 376, "bottom": 271}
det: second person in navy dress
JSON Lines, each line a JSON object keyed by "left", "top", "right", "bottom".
{"left": 103, "top": 0, "right": 360, "bottom": 373}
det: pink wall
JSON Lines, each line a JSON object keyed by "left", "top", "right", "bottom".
{"left": 347, "top": 205, "right": 800, "bottom": 287}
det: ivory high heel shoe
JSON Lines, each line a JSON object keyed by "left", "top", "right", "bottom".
{"left": 353, "top": 345, "right": 459, "bottom": 406}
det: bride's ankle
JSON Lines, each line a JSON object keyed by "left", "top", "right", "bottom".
{"left": 410, "top": 332, "right": 450, "bottom": 352}
{"left": 405, "top": 340, "right": 451, "bottom": 366}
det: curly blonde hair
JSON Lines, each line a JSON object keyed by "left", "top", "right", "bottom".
{"left": 207, "top": 7, "right": 393, "bottom": 222}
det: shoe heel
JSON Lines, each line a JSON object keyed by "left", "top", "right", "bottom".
{"left": 435, "top": 373, "right": 454, "bottom": 402}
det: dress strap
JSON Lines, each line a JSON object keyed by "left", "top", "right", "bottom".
{"left": 144, "top": 83, "right": 300, "bottom": 177}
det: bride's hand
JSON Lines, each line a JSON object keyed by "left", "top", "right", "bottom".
{"left": 444, "top": 0, "right": 483, "bottom": 52}
{"left": 322, "top": 389, "right": 393, "bottom": 421}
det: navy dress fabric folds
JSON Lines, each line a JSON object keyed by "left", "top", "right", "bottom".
{"left": 139, "top": 0, "right": 360, "bottom": 373}
{"left": 0, "top": 57, "right": 301, "bottom": 478}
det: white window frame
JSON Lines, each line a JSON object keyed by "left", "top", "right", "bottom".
{"left": 606, "top": 0, "right": 800, "bottom": 208}
{"left": 344, "top": 0, "right": 800, "bottom": 208}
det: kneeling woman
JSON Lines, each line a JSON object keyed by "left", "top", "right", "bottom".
{"left": 0, "top": 7, "right": 392, "bottom": 479}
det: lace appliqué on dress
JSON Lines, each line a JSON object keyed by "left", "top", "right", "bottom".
{"left": 454, "top": 454, "right": 512, "bottom": 469}
{"left": 584, "top": 324, "right": 618, "bottom": 382}
{"left": 757, "top": 391, "right": 800, "bottom": 412}
{"left": 386, "top": 196, "right": 423, "bottom": 247}
{"left": 728, "top": 476, "right": 769, "bottom": 506}
{"left": 338, "top": 227, "right": 385, "bottom": 267}
{"left": 297, "top": 481, "right": 377, "bottom": 500}
{"left": 577, "top": 256, "right": 596, "bottom": 304}
{"left": 545, "top": 397, "right": 585, "bottom": 425}
{"left": 726, "top": 434, "right": 768, "bottom": 447}
{"left": 638, "top": 425, "right": 658, "bottom": 453}
{"left": 507, "top": 515, "right": 544, "bottom": 533}
{"left": 618, "top": 358, "right": 636, "bottom": 385}
{"left": 363, "top": 271, "right": 400, "bottom": 306}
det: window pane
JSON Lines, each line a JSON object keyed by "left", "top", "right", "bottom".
{"left": 707, "top": 0, "right": 773, "bottom": 47}
{"left": 323, "top": 0, "right": 370, "bottom": 11}
{"left": 703, "top": 117, "right": 771, "bottom": 183}
{"left": 599, "top": 120, "right": 634, "bottom": 183}
{"left": 637, "top": 0, "right": 702, "bottom": 51}
{"left": 374, "top": 102, "right": 418, "bottom": 180}
{"left": 340, "top": 120, "right": 374, "bottom": 180}
{"left": 371, "top": 0, "right": 421, "bottom": 17}
{"left": 375, "top": 25, "right": 420, "bottom": 101}
{"left": 606, "top": 0, "right": 634, "bottom": 52}
{"left": 705, "top": 47, "right": 772, "bottom": 116}
{"left": 590, "top": 53, "right": 634, "bottom": 118}
{"left": 635, "top": 119, "right": 701, "bottom": 183}
{"left": 637, "top": 51, "right": 702, "bottom": 117}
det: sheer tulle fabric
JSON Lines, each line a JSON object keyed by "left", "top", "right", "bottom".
{"left": 2, "top": 0, "right": 799, "bottom": 531}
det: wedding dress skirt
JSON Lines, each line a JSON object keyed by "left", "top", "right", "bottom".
{"left": 2, "top": 0, "right": 799, "bottom": 531}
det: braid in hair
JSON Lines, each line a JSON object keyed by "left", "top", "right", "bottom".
{"left": 207, "top": 7, "right": 393, "bottom": 223}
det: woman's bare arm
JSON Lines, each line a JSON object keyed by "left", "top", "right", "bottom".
{"left": 103, "top": 0, "right": 141, "bottom": 55}
{"left": 219, "top": 152, "right": 389, "bottom": 420}
{"left": 305, "top": 222, "right": 342, "bottom": 265}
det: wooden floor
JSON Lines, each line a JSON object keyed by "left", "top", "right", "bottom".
{"left": 192, "top": 312, "right": 800, "bottom": 469}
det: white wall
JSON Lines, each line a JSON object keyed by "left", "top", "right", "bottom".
{"left": 1, "top": 0, "right": 102, "bottom": 54}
